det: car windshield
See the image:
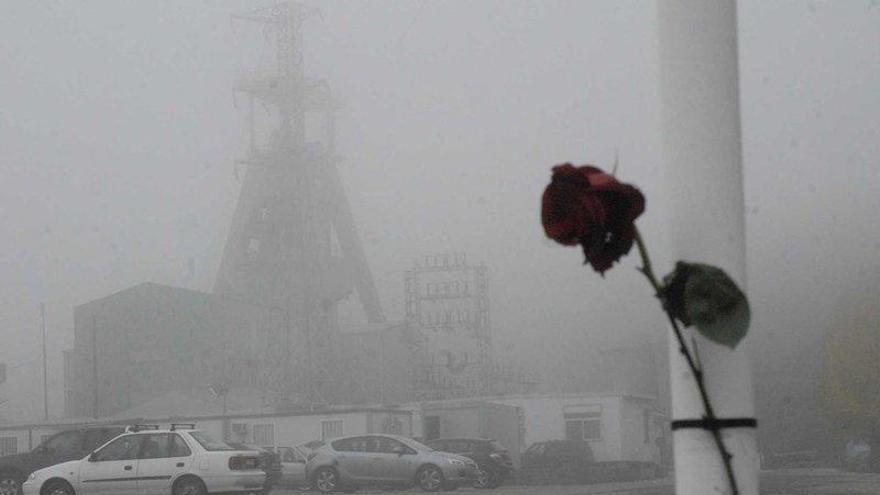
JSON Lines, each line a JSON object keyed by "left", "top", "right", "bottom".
{"left": 300, "top": 440, "right": 325, "bottom": 451}
{"left": 277, "top": 447, "right": 300, "bottom": 463}
{"left": 189, "top": 431, "right": 237, "bottom": 451}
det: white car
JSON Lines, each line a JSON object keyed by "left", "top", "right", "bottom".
{"left": 22, "top": 427, "right": 266, "bottom": 495}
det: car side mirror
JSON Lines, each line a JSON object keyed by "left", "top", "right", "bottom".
{"left": 88, "top": 452, "right": 98, "bottom": 462}
{"left": 392, "top": 446, "right": 406, "bottom": 456}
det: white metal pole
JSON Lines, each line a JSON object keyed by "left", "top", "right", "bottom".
{"left": 41, "top": 302, "right": 49, "bottom": 421}
{"left": 657, "top": 1, "right": 759, "bottom": 494}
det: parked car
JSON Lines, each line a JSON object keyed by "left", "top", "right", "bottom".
{"left": 300, "top": 440, "right": 325, "bottom": 453}
{"left": 306, "top": 434, "right": 477, "bottom": 493}
{"left": 520, "top": 440, "right": 595, "bottom": 483}
{"left": 260, "top": 445, "right": 309, "bottom": 488}
{"left": 520, "top": 440, "right": 659, "bottom": 484}
{"left": 22, "top": 426, "right": 266, "bottom": 495}
{"left": 0, "top": 425, "right": 125, "bottom": 495}
{"left": 426, "top": 438, "right": 513, "bottom": 489}
{"left": 227, "top": 442, "right": 282, "bottom": 494}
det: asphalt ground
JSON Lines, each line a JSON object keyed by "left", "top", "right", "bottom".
{"left": 272, "top": 469, "right": 880, "bottom": 495}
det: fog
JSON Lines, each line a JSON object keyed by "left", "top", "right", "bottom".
{"left": 0, "top": 0, "right": 878, "bottom": 478}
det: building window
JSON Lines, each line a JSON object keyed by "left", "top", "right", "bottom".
{"left": 322, "top": 420, "right": 343, "bottom": 440}
{"left": 564, "top": 406, "right": 602, "bottom": 441}
{"left": 382, "top": 415, "right": 403, "bottom": 434}
{"left": 253, "top": 423, "right": 275, "bottom": 446}
{"left": 0, "top": 437, "right": 17, "bottom": 456}
{"left": 230, "top": 423, "right": 249, "bottom": 440}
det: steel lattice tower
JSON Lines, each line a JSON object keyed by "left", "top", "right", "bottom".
{"left": 215, "top": 2, "right": 384, "bottom": 406}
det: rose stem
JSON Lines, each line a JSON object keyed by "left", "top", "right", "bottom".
{"left": 633, "top": 226, "right": 740, "bottom": 495}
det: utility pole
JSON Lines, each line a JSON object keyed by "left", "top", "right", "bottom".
{"left": 40, "top": 303, "right": 49, "bottom": 421}
{"left": 657, "top": 1, "right": 759, "bottom": 494}
{"left": 211, "top": 384, "right": 230, "bottom": 440}
{"left": 91, "top": 312, "right": 100, "bottom": 419}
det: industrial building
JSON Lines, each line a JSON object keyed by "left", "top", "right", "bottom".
{"left": 63, "top": 282, "right": 422, "bottom": 418}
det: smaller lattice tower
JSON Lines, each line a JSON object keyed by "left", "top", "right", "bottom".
{"left": 405, "top": 253, "right": 492, "bottom": 400}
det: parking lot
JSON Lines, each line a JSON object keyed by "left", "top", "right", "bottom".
{"left": 271, "top": 470, "right": 880, "bottom": 495}
{"left": 271, "top": 477, "right": 673, "bottom": 495}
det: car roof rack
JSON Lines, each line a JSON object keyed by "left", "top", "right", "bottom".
{"left": 171, "top": 423, "right": 197, "bottom": 431}
{"left": 127, "top": 424, "right": 160, "bottom": 432}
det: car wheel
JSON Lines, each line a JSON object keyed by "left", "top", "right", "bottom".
{"left": 488, "top": 472, "right": 504, "bottom": 489}
{"left": 416, "top": 465, "right": 444, "bottom": 492}
{"left": 41, "top": 480, "right": 74, "bottom": 495}
{"left": 313, "top": 467, "right": 339, "bottom": 494}
{"left": 473, "top": 466, "right": 493, "bottom": 489}
{"left": 0, "top": 472, "right": 22, "bottom": 495}
{"left": 172, "top": 476, "right": 206, "bottom": 495}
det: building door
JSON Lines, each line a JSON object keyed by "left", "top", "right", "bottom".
{"left": 423, "top": 416, "right": 440, "bottom": 441}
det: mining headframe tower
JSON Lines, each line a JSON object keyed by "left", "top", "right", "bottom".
{"left": 214, "top": 2, "right": 385, "bottom": 406}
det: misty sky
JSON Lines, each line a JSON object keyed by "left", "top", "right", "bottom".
{"left": 0, "top": 0, "right": 877, "bottom": 421}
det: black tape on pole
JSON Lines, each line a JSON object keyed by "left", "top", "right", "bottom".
{"left": 670, "top": 418, "right": 757, "bottom": 432}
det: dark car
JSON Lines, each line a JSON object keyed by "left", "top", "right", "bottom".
{"left": 520, "top": 440, "right": 595, "bottom": 484}
{"left": 520, "top": 440, "right": 662, "bottom": 484}
{"left": 260, "top": 446, "right": 310, "bottom": 488}
{"left": 227, "top": 442, "right": 282, "bottom": 494}
{"left": 426, "top": 438, "right": 513, "bottom": 489}
{"left": 0, "top": 425, "right": 125, "bottom": 495}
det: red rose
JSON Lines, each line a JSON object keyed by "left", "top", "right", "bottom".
{"left": 541, "top": 164, "right": 646, "bottom": 274}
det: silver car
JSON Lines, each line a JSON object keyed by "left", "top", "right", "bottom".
{"left": 305, "top": 434, "right": 477, "bottom": 492}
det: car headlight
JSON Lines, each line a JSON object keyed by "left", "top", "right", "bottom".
{"left": 447, "top": 459, "right": 465, "bottom": 466}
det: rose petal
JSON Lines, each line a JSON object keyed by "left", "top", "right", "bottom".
{"left": 541, "top": 163, "right": 645, "bottom": 274}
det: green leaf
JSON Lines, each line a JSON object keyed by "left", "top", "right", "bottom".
{"left": 663, "top": 262, "right": 751, "bottom": 349}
